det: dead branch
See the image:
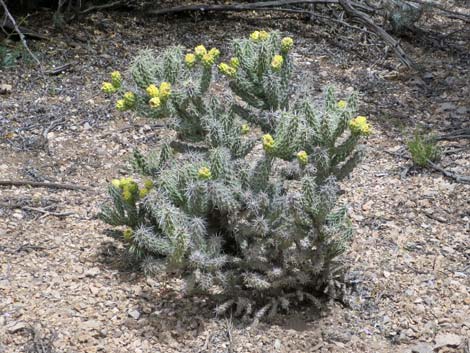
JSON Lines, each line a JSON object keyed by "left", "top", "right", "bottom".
{"left": 0, "top": 180, "right": 89, "bottom": 191}
{"left": 407, "top": 0, "right": 470, "bottom": 23}
{"left": 81, "top": 0, "right": 129, "bottom": 14}
{"left": 437, "top": 128, "right": 470, "bottom": 141}
{"left": 338, "top": 0, "right": 415, "bottom": 68}
{"left": 146, "top": 0, "right": 415, "bottom": 68}
{"left": 427, "top": 161, "right": 470, "bottom": 184}
{"left": 0, "top": 0, "right": 42, "bottom": 68}
{"left": 147, "top": 0, "right": 339, "bottom": 16}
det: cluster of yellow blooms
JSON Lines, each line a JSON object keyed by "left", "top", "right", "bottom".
{"left": 146, "top": 82, "right": 172, "bottom": 109}
{"left": 250, "top": 30, "right": 270, "bottom": 42}
{"left": 262, "top": 134, "right": 275, "bottom": 152}
{"left": 297, "top": 150, "right": 308, "bottom": 166}
{"left": 281, "top": 37, "right": 294, "bottom": 53}
{"left": 271, "top": 55, "right": 284, "bottom": 71}
{"left": 218, "top": 62, "right": 238, "bottom": 78}
{"left": 101, "top": 71, "right": 123, "bottom": 94}
{"left": 123, "top": 228, "right": 133, "bottom": 241}
{"left": 241, "top": 124, "right": 250, "bottom": 135}
{"left": 111, "top": 178, "right": 154, "bottom": 202}
{"left": 198, "top": 167, "right": 212, "bottom": 180}
{"left": 337, "top": 100, "right": 348, "bottom": 109}
{"left": 349, "top": 116, "right": 372, "bottom": 136}
{"left": 185, "top": 45, "right": 221, "bottom": 68}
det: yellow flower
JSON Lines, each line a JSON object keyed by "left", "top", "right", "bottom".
{"left": 194, "top": 45, "right": 207, "bottom": 59}
{"left": 281, "top": 37, "right": 294, "bottom": 53}
{"left": 149, "top": 96, "right": 161, "bottom": 109}
{"left": 101, "top": 82, "right": 117, "bottom": 94}
{"left": 202, "top": 53, "right": 215, "bottom": 68}
{"left": 111, "top": 179, "right": 121, "bottom": 188}
{"left": 146, "top": 84, "right": 160, "bottom": 98}
{"left": 208, "top": 48, "right": 220, "bottom": 60}
{"left": 123, "top": 228, "right": 133, "bottom": 241}
{"left": 198, "top": 167, "right": 212, "bottom": 180}
{"left": 349, "top": 116, "right": 372, "bottom": 136}
{"left": 297, "top": 151, "right": 308, "bottom": 166}
{"left": 230, "top": 57, "right": 240, "bottom": 68}
{"left": 337, "top": 100, "right": 347, "bottom": 109}
{"left": 185, "top": 53, "right": 196, "bottom": 68}
{"left": 271, "top": 55, "right": 284, "bottom": 71}
{"left": 250, "top": 31, "right": 260, "bottom": 42}
{"left": 218, "top": 62, "right": 237, "bottom": 78}
{"left": 241, "top": 124, "right": 250, "bottom": 135}
{"left": 159, "top": 82, "right": 171, "bottom": 100}
{"left": 144, "top": 179, "right": 154, "bottom": 189}
{"left": 123, "top": 92, "right": 136, "bottom": 108}
{"left": 111, "top": 71, "right": 122, "bottom": 88}
{"left": 122, "top": 189, "right": 133, "bottom": 202}
{"left": 139, "top": 187, "right": 150, "bottom": 198}
{"left": 259, "top": 31, "right": 269, "bottom": 41}
{"left": 116, "top": 99, "right": 127, "bottom": 111}
{"left": 262, "top": 134, "right": 275, "bottom": 152}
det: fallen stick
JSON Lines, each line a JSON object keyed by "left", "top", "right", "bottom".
{"left": 147, "top": 0, "right": 414, "bottom": 68}
{"left": 0, "top": 0, "right": 42, "bottom": 68}
{"left": 147, "top": 0, "right": 339, "bottom": 16}
{"left": 427, "top": 161, "right": 470, "bottom": 184}
{"left": 339, "top": 0, "right": 415, "bottom": 68}
{"left": 0, "top": 180, "right": 89, "bottom": 191}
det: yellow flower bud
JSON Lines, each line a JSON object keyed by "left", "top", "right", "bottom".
{"left": 349, "top": 116, "right": 372, "bottom": 136}
{"left": 123, "top": 228, "right": 133, "bottom": 241}
{"left": 101, "top": 82, "right": 117, "bottom": 94}
{"left": 123, "top": 92, "right": 136, "bottom": 108}
{"left": 202, "top": 53, "right": 215, "bottom": 68}
{"left": 297, "top": 150, "right": 308, "bottom": 166}
{"left": 218, "top": 62, "right": 237, "bottom": 78}
{"left": 149, "top": 96, "right": 161, "bottom": 109}
{"left": 122, "top": 189, "right": 133, "bottom": 202}
{"left": 262, "top": 134, "right": 275, "bottom": 152}
{"left": 159, "top": 82, "right": 171, "bottom": 100}
{"left": 139, "top": 187, "right": 149, "bottom": 198}
{"left": 259, "top": 31, "right": 269, "bottom": 41}
{"left": 194, "top": 45, "right": 207, "bottom": 59}
{"left": 111, "top": 179, "right": 121, "bottom": 188}
{"left": 271, "top": 55, "right": 284, "bottom": 71}
{"left": 146, "top": 84, "right": 160, "bottom": 98}
{"left": 116, "top": 99, "right": 127, "bottom": 111}
{"left": 111, "top": 71, "right": 122, "bottom": 88}
{"left": 208, "top": 48, "right": 220, "bottom": 60}
{"left": 337, "top": 100, "right": 347, "bottom": 109}
{"left": 185, "top": 53, "right": 196, "bottom": 68}
{"left": 250, "top": 31, "right": 260, "bottom": 42}
{"left": 198, "top": 167, "right": 212, "bottom": 180}
{"left": 144, "top": 179, "right": 154, "bottom": 189}
{"left": 230, "top": 57, "right": 240, "bottom": 68}
{"left": 281, "top": 37, "right": 294, "bottom": 53}
{"left": 241, "top": 124, "right": 250, "bottom": 135}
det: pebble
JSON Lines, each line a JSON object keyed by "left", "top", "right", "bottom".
{"left": 434, "top": 333, "right": 462, "bottom": 348}
{"left": 128, "top": 309, "right": 141, "bottom": 320}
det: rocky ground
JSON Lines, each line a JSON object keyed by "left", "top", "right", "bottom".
{"left": 0, "top": 4, "right": 469, "bottom": 353}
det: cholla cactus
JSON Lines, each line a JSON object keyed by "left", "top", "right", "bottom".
{"left": 221, "top": 31, "right": 294, "bottom": 111}
{"left": 99, "top": 31, "right": 370, "bottom": 320}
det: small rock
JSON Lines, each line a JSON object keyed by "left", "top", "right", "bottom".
{"left": 128, "top": 309, "right": 141, "bottom": 320}
{"left": 84, "top": 122, "right": 92, "bottom": 130}
{"left": 411, "top": 342, "right": 433, "bottom": 353}
{"left": 274, "top": 339, "right": 281, "bottom": 350}
{"left": 434, "top": 333, "right": 462, "bottom": 349}
{"left": 7, "top": 322, "right": 27, "bottom": 333}
{"left": 0, "top": 83, "right": 12, "bottom": 95}
{"left": 85, "top": 267, "right": 101, "bottom": 277}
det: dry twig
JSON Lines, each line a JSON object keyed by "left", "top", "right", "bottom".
{"left": 427, "top": 160, "right": 470, "bottom": 184}
{"left": 0, "top": 0, "right": 42, "bottom": 68}
{"left": 0, "top": 180, "right": 89, "bottom": 191}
